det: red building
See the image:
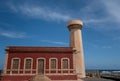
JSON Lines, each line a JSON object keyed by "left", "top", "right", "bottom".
{"left": 1, "top": 47, "right": 77, "bottom": 81}
{"left": 1, "top": 20, "right": 86, "bottom": 81}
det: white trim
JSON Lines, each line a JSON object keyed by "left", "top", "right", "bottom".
{"left": 4, "top": 69, "right": 76, "bottom": 75}
{"left": 3, "top": 52, "right": 8, "bottom": 74}
{"left": 61, "top": 58, "right": 70, "bottom": 69}
{"left": 49, "top": 58, "right": 58, "bottom": 74}
{"left": 46, "top": 73, "right": 76, "bottom": 75}
{"left": 73, "top": 50, "right": 76, "bottom": 71}
{"left": 3, "top": 72, "right": 76, "bottom": 76}
{"left": 3, "top": 73, "right": 36, "bottom": 76}
{"left": 36, "top": 58, "right": 46, "bottom": 75}
{"left": 49, "top": 58, "right": 58, "bottom": 70}
{"left": 23, "top": 57, "right": 33, "bottom": 74}
{"left": 11, "top": 57, "right": 21, "bottom": 74}
{"left": 52, "top": 79, "right": 77, "bottom": 81}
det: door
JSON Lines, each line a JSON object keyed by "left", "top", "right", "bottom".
{"left": 38, "top": 59, "right": 44, "bottom": 74}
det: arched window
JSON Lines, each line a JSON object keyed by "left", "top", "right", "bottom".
{"left": 12, "top": 58, "right": 20, "bottom": 70}
{"left": 50, "top": 58, "right": 57, "bottom": 69}
{"left": 62, "top": 58, "right": 69, "bottom": 69}
{"left": 24, "top": 58, "right": 32, "bottom": 70}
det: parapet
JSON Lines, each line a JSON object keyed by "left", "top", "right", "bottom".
{"left": 67, "top": 20, "right": 83, "bottom": 27}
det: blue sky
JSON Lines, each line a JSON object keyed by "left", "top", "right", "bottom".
{"left": 0, "top": 0, "right": 120, "bottom": 70}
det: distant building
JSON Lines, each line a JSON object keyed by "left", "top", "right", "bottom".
{"left": 1, "top": 20, "right": 85, "bottom": 81}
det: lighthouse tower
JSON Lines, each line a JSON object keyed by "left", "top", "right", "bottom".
{"left": 67, "top": 20, "right": 85, "bottom": 78}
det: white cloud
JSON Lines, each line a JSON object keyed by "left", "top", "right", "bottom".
{"left": 41, "top": 40, "right": 68, "bottom": 45}
{"left": 0, "top": 22, "right": 13, "bottom": 27}
{"left": 83, "top": 18, "right": 109, "bottom": 24}
{"left": 7, "top": 0, "right": 120, "bottom": 30}
{"left": 9, "top": 4, "right": 71, "bottom": 22}
{"left": 102, "top": 0, "right": 120, "bottom": 22}
{"left": 102, "top": 46, "right": 112, "bottom": 49}
{"left": 88, "top": 43, "right": 112, "bottom": 49}
{"left": 1, "top": 31, "right": 27, "bottom": 38}
{"left": 9, "top": 3, "right": 108, "bottom": 24}
{"left": 113, "top": 37, "right": 120, "bottom": 41}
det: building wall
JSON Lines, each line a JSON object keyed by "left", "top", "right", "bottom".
{"left": 1, "top": 47, "right": 78, "bottom": 81}
{"left": 6, "top": 52, "right": 74, "bottom": 75}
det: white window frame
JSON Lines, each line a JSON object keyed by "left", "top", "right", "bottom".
{"left": 11, "top": 57, "right": 21, "bottom": 71}
{"left": 24, "top": 57, "right": 33, "bottom": 71}
{"left": 61, "top": 58, "right": 70, "bottom": 69}
{"left": 49, "top": 58, "right": 58, "bottom": 70}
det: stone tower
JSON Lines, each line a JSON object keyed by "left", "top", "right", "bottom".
{"left": 67, "top": 20, "right": 85, "bottom": 78}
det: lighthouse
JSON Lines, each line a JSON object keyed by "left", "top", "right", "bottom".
{"left": 67, "top": 20, "right": 86, "bottom": 78}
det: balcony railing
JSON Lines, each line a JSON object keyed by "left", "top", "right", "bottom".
{"left": 3, "top": 69, "right": 76, "bottom": 75}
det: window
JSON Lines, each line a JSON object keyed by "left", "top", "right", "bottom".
{"left": 51, "top": 59, "right": 57, "bottom": 69}
{"left": 25, "top": 59, "right": 32, "bottom": 69}
{"left": 12, "top": 58, "right": 20, "bottom": 69}
{"left": 62, "top": 59, "right": 69, "bottom": 69}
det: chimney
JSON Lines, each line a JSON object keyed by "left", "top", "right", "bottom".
{"left": 67, "top": 20, "right": 86, "bottom": 78}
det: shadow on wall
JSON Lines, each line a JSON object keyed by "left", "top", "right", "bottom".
{"left": 0, "top": 70, "right": 3, "bottom": 80}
